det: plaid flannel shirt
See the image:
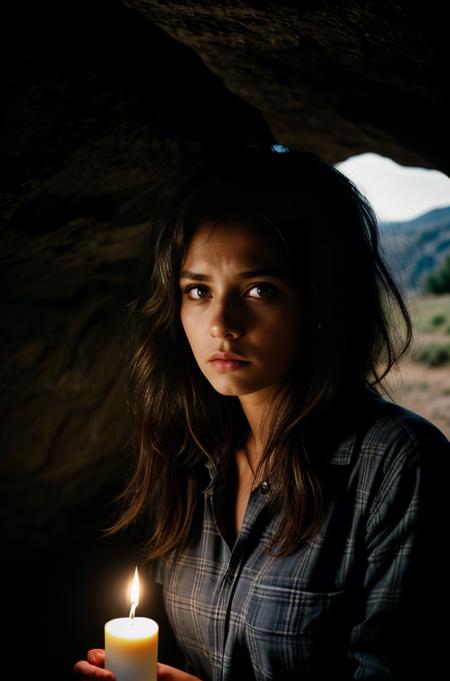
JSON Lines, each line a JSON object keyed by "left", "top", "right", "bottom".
{"left": 153, "top": 387, "right": 449, "bottom": 680}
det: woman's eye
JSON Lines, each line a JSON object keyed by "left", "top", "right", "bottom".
{"left": 247, "top": 284, "right": 277, "bottom": 299}
{"left": 186, "top": 285, "right": 210, "bottom": 300}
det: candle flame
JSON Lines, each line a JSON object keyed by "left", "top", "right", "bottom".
{"left": 128, "top": 566, "right": 139, "bottom": 619}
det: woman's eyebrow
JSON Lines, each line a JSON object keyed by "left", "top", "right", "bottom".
{"left": 238, "top": 267, "right": 285, "bottom": 279}
{"left": 179, "top": 267, "right": 285, "bottom": 281}
{"left": 179, "top": 270, "right": 210, "bottom": 281}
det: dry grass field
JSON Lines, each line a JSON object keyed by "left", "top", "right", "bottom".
{"left": 382, "top": 293, "right": 450, "bottom": 439}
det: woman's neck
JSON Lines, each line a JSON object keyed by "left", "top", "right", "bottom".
{"left": 238, "top": 386, "right": 277, "bottom": 472}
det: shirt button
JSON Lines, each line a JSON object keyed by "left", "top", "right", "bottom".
{"left": 259, "top": 480, "right": 270, "bottom": 495}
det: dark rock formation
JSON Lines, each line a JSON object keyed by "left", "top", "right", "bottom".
{"left": 125, "top": 0, "right": 450, "bottom": 173}
{"left": 0, "top": 0, "right": 272, "bottom": 550}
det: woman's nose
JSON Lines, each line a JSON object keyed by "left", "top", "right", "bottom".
{"left": 209, "top": 301, "right": 243, "bottom": 339}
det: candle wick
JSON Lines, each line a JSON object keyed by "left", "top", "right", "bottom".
{"left": 129, "top": 602, "right": 137, "bottom": 621}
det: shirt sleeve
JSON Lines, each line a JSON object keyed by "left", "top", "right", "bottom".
{"left": 348, "top": 428, "right": 450, "bottom": 679}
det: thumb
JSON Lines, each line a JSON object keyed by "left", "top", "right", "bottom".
{"left": 87, "top": 649, "right": 106, "bottom": 666}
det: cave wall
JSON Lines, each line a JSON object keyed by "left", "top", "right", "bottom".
{"left": 0, "top": 0, "right": 272, "bottom": 550}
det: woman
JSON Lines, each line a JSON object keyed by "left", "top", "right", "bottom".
{"left": 74, "top": 144, "right": 449, "bottom": 680}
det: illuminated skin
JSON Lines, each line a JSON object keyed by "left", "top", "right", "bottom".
{"left": 179, "top": 220, "right": 301, "bottom": 409}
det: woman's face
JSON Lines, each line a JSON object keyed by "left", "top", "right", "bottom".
{"left": 179, "top": 220, "right": 301, "bottom": 401}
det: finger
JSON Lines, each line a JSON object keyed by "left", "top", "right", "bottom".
{"left": 73, "top": 660, "right": 114, "bottom": 679}
{"left": 157, "top": 662, "right": 202, "bottom": 681}
{"left": 87, "top": 649, "right": 106, "bottom": 666}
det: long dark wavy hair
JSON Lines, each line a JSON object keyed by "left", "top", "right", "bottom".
{"left": 109, "top": 143, "right": 413, "bottom": 558}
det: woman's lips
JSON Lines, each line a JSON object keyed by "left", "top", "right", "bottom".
{"left": 208, "top": 359, "right": 251, "bottom": 372}
{"left": 207, "top": 351, "right": 251, "bottom": 372}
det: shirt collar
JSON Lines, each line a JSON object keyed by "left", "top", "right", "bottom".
{"left": 202, "top": 383, "right": 373, "bottom": 489}
{"left": 326, "top": 429, "right": 358, "bottom": 466}
{"left": 203, "top": 427, "right": 357, "bottom": 498}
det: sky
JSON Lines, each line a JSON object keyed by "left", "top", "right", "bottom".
{"left": 335, "top": 153, "right": 450, "bottom": 223}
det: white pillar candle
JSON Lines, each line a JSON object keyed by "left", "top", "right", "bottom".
{"left": 104, "top": 567, "right": 158, "bottom": 681}
{"left": 105, "top": 616, "right": 158, "bottom": 681}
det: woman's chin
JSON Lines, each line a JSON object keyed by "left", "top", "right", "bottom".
{"left": 208, "top": 376, "right": 271, "bottom": 398}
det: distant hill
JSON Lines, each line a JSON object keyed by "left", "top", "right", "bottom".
{"left": 379, "top": 206, "right": 450, "bottom": 293}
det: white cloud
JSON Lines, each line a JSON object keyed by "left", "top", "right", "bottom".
{"left": 335, "top": 153, "right": 450, "bottom": 222}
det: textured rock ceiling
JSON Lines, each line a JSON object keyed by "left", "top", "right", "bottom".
{"left": 126, "top": 0, "right": 450, "bottom": 171}
{"left": 1, "top": 0, "right": 449, "bottom": 548}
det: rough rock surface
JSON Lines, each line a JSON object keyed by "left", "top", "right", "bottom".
{"left": 125, "top": 0, "right": 450, "bottom": 171}
{"left": 1, "top": 0, "right": 449, "bottom": 549}
{"left": 0, "top": 0, "right": 272, "bottom": 548}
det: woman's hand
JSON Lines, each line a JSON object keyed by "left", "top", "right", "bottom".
{"left": 157, "top": 664, "right": 202, "bottom": 681}
{"left": 73, "top": 649, "right": 114, "bottom": 679}
{"left": 73, "top": 651, "right": 202, "bottom": 681}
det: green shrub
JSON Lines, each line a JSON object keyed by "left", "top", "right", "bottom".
{"left": 431, "top": 314, "right": 446, "bottom": 327}
{"left": 424, "top": 255, "right": 450, "bottom": 294}
{"left": 415, "top": 342, "right": 450, "bottom": 367}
